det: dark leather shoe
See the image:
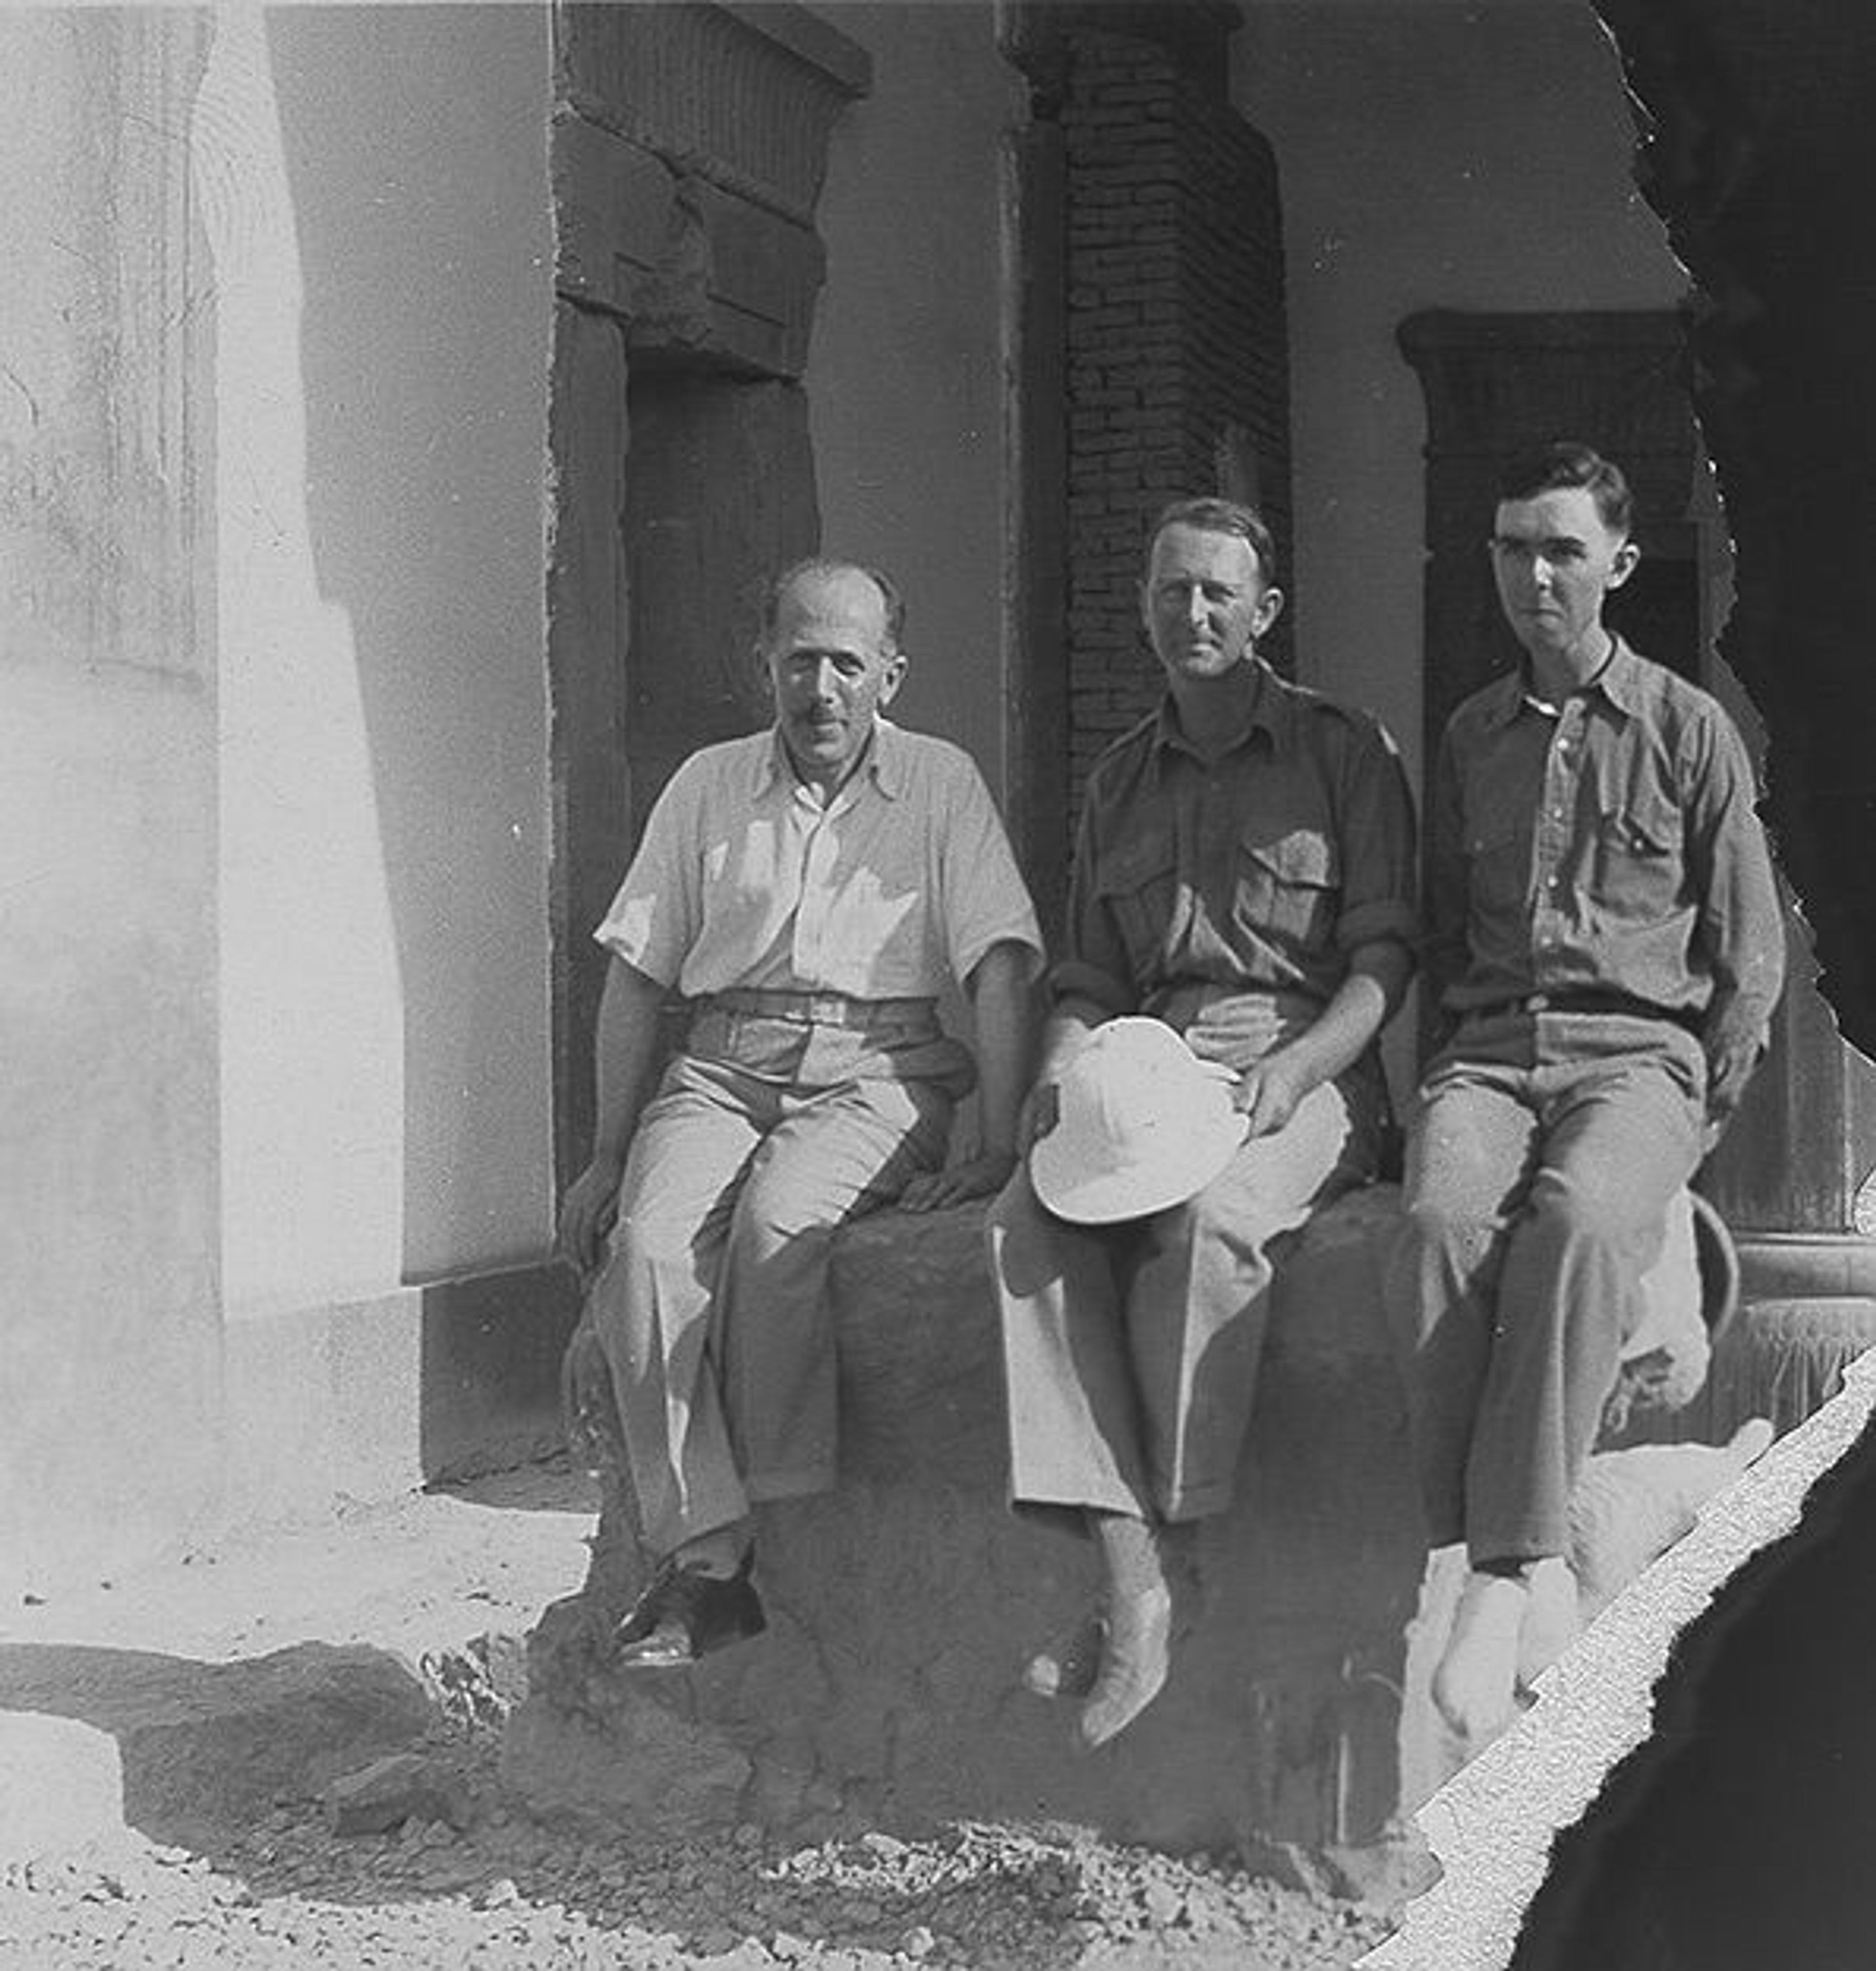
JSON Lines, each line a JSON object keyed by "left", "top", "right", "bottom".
{"left": 612, "top": 1551, "right": 766, "bottom": 1670}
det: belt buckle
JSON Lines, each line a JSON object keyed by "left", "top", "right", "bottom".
{"left": 1524, "top": 992, "right": 1554, "bottom": 1014}
{"left": 806, "top": 991, "right": 848, "bottom": 1026}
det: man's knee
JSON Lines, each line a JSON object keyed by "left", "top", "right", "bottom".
{"left": 735, "top": 1162, "right": 837, "bottom": 1244}
{"left": 1399, "top": 1186, "right": 1498, "bottom": 1264}
{"left": 1523, "top": 1166, "right": 1655, "bottom": 1251}
{"left": 1151, "top": 1173, "right": 1246, "bottom": 1253}
{"left": 611, "top": 1200, "right": 701, "bottom": 1274}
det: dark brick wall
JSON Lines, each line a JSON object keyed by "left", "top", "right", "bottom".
{"left": 1058, "top": 24, "right": 1291, "bottom": 810}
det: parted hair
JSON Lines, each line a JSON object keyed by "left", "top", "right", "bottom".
{"left": 1496, "top": 441, "right": 1635, "bottom": 537}
{"left": 1146, "top": 497, "right": 1279, "bottom": 588}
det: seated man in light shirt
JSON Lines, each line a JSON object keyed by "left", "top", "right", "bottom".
{"left": 558, "top": 557, "right": 1042, "bottom": 1669}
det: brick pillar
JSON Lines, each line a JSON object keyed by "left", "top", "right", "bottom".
{"left": 1050, "top": 5, "right": 1292, "bottom": 811}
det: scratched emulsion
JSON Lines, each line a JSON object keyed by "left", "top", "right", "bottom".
{"left": 1366, "top": 1359, "right": 1876, "bottom": 1970}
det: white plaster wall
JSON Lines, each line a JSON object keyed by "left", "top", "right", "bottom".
{"left": 0, "top": 14, "right": 222, "bottom": 1595}
{"left": 808, "top": 1, "right": 1022, "bottom": 799}
{"left": 218, "top": 4, "right": 554, "bottom": 1310}
{"left": 1234, "top": 0, "right": 1684, "bottom": 793}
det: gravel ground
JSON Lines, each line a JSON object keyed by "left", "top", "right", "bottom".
{"left": 0, "top": 1773, "right": 1395, "bottom": 1971}
{"left": 1, "top": 1463, "right": 1401, "bottom": 1971}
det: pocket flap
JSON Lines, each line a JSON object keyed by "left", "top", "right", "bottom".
{"left": 1603, "top": 804, "right": 1678, "bottom": 857}
{"left": 1241, "top": 825, "right": 1337, "bottom": 889}
{"left": 1468, "top": 816, "right": 1522, "bottom": 858}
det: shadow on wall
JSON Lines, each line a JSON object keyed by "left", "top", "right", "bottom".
{"left": 195, "top": 8, "right": 405, "bottom": 1316}
{"left": 209, "top": 7, "right": 556, "bottom": 1317}
{"left": 269, "top": 7, "right": 557, "bottom": 1286}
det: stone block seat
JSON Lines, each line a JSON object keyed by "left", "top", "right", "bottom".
{"left": 510, "top": 1181, "right": 1748, "bottom": 1894}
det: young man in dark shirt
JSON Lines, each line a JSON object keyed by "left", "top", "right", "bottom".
{"left": 1390, "top": 443, "right": 1785, "bottom": 1745}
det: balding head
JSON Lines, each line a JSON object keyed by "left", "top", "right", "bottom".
{"left": 759, "top": 557, "right": 909, "bottom": 799}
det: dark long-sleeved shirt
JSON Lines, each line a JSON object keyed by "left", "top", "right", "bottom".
{"left": 1425, "top": 638, "right": 1785, "bottom": 1119}
{"left": 1054, "top": 662, "right": 1419, "bottom": 1021}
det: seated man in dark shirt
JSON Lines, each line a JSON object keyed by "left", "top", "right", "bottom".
{"left": 989, "top": 496, "right": 1418, "bottom": 1748}
{"left": 1387, "top": 442, "right": 1785, "bottom": 1746}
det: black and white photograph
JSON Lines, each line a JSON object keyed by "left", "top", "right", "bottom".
{"left": 5, "top": 3, "right": 1876, "bottom": 1967}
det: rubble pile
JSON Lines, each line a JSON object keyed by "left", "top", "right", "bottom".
{"left": 0, "top": 1723, "right": 1395, "bottom": 1971}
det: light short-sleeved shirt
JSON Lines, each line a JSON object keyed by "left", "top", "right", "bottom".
{"left": 596, "top": 720, "right": 1044, "bottom": 1000}
{"left": 1054, "top": 662, "right": 1419, "bottom": 1019}
{"left": 1426, "top": 637, "right": 1786, "bottom": 1116}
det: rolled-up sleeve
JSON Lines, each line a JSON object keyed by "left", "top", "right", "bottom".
{"left": 938, "top": 756, "right": 1046, "bottom": 987}
{"left": 1331, "top": 715, "right": 1420, "bottom": 956}
{"left": 593, "top": 759, "right": 704, "bottom": 989}
{"left": 1684, "top": 705, "right": 1787, "bottom": 1117}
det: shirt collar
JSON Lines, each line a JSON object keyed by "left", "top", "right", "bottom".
{"left": 1482, "top": 634, "right": 1641, "bottom": 730}
{"left": 1592, "top": 637, "right": 1644, "bottom": 717}
{"left": 753, "top": 716, "right": 902, "bottom": 801}
{"left": 1151, "top": 659, "right": 1290, "bottom": 772}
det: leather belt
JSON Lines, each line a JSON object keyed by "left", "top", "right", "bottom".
{"left": 1499, "top": 989, "right": 1702, "bottom": 1036}
{"left": 708, "top": 987, "right": 937, "bottom": 1031}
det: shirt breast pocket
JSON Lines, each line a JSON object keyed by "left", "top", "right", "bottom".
{"left": 1466, "top": 814, "right": 1526, "bottom": 866}
{"left": 1095, "top": 839, "right": 1180, "bottom": 972}
{"left": 1236, "top": 823, "right": 1339, "bottom": 950}
{"left": 1462, "top": 813, "right": 1532, "bottom": 936}
{"left": 1595, "top": 797, "right": 1684, "bottom": 922}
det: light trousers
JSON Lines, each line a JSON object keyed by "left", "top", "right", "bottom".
{"left": 1386, "top": 1012, "right": 1707, "bottom": 1565}
{"left": 587, "top": 1036, "right": 951, "bottom": 1559}
{"left": 990, "top": 1071, "right": 1382, "bottom": 1525}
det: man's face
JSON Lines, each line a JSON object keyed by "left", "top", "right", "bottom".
{"left": 1141, "top": 524, "right": 1282, "bottom": 686}
{"left": 1489, "top": 485, "right": 1638, "bottom": 664}
{"left": 764, "top": 568, "right": 905, "bottom": 785}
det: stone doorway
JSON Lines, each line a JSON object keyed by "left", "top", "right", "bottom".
{"left": 618, "top": 368, "right": 817, "bottom": 841}
{"left": 542, "top": 3, "right": 870, "bottom": 1184}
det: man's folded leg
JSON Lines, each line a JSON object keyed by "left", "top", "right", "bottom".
{"left": 988, "top": 1168, "right": 1174, "bottom": 1740}
{"left": 588, "top": 1056, "right": 773, "bottom": 1666}
{"left": 715, "top": 1071, "right": 953, "bottom": 1504}
{"left": 1128, "top": 1079, "right": 1364, "bottom": 1521}
{"left": 1464, "top": 1054, "right": 1704, "bottom": 1565}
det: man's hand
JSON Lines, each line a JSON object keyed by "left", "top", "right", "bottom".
{"left": 557, "top": 1152, "right": 627, "bottom": 1278}
{"left": 898, "top": 1070, "right": 1064, "bottom": 1212}
{"left": 1233, "top": 1051, "right": 1312, "bottom": 1139}
{"left": 898, "top": 1149, "right": 1020, "bottom": 1213}
{"left": 1018, "top": 1078, "right": 1062, "bottom": 1154}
